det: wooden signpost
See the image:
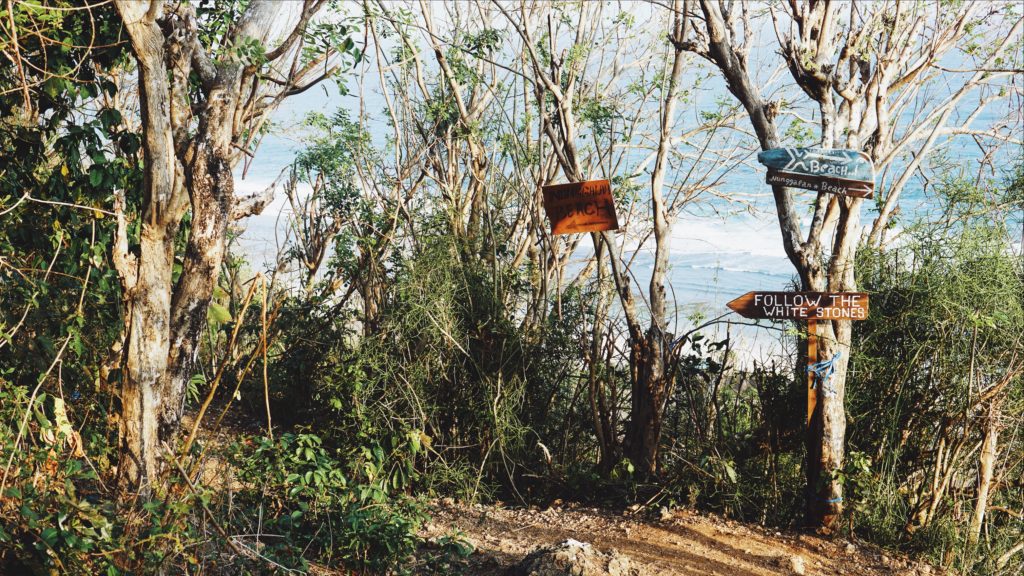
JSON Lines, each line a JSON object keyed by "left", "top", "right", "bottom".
{"left": 541, "top": 179, "right": 619, "bottom": 235}
{"left": 726, "top": 291, "right": 869, "bottom": 426}
{"left": 757, "top": 147, "right": 875, "bottom": 199}
{"left": 743, "top": 147, "right": 875, "bottom": 527}
{"left": 727, "top": 289, "right": 870, "bottom": 527}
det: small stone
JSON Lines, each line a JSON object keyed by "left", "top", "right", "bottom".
{"left": 659, "top": 506, "right": 673, "bottom": 521}
{"left": 509, "top": 540, "right": 639, "bottom": 576}
{"left": 789, "top": 554, "right": 806, "bottom": 575}
{"left": 845, "top": 542, "right": 857, "bottom": 554}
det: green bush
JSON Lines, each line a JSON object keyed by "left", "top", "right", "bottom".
{"left": 849, "top": 173, "right": 1024, "bottom": 572}
{"left": 0, "top": 388, "right": 202, "bottom": 575}
{"left": 226, "top": 432, "right": 431, "bottom": 573}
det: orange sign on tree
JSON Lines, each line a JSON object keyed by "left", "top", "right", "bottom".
{"left": 541, "top": 179, "right": 619, "bottom": 235}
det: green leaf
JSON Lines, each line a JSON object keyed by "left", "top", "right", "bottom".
{"left": 89, "top": 168, "right": 103, "bottom": 187}
{"left": 99, "top": 108, "right": 122, "bottom": 129}
{"left": 40, "top": 527, "right": 59, "bottom": 548}
{"left": 723, "top": 461, "right": 737, "bottom": 483}
{"left": 208, "top": 303, "right": 232, "bottom": 325}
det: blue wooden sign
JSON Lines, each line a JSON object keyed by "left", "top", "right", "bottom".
{"left": 757, "top": 148, "right": 875, "bottom": 198}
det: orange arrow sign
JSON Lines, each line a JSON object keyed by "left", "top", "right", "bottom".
{"left": 727, "top": 291, "right": 869, "bottom": 321}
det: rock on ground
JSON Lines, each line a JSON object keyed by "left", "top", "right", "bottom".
{"left": 508, "top": 539, "right": 641, "bottom": 576}
{"left": 788, "top": 554, "right": 806, "bottom": 575}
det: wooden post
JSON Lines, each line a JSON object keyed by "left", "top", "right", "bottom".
{"left": 806, "top": 318, "right": 821, "bottom": 525}
{"left": 806, "top": 318, "right": 817, "bottom": 427}
{"left": 722, "top": 290, "right": 869, "bottom": 527}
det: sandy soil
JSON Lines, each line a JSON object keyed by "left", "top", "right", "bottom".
{"left": 421, "top": 500, "right": 941, "bottom": 576}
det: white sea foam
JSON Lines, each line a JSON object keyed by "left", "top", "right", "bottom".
{"left": 669, "top": 213, "right": 787, "bottom": 258}
{"left": 685, "top": 262, "right": 790, "bottom": 276}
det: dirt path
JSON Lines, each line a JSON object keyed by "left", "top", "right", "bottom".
{"left": 422, "top": 501, "right": 938, "bottom": 576}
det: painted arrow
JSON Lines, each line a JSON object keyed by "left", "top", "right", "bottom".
{"left": 727, "top": 291, "right": 869, "bottom": 321}
{"left": 757, "top": 147, "right": 875, "bottom": 199}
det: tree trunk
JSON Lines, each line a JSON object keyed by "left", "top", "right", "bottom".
{"left": 118, "top": 226, "right": 176, "bottom": 491}
{"left": 166, "top": 140, "right": 234, "bottom": 437}
{"left": 969, "top": 400, "right": 1000, "bottom": 547}
{"left": 506, "top": 0, "right": 687, "bottom": 478}
{"left": 692, "top": 0, "right": 871, "bottom": 529}
{"left": 359, "top": 252, "right": 382, "bottom": 337}
{"left": 114, "top": 0, "right": 187, "bottom": 492}
{"left": 112, "top": 0, "right": 313, "bottom": 494}
{"left": 808, "top": 318, "right": 850, "bottom": 527}
{"left": 588, "top": 236, "right": 615, "bottom": 471}
{"left": 626, "top": 329, "right": 668, "bottom": 476}
{"left": 622, "top": 4, "right": 686, "bottom": 476}
{"left": 808, "top": 196, "right": 863, "bottom": 527}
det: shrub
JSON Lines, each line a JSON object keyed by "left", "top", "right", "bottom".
{"left": 226, "top": 432, "right": 431, "bottom": 573}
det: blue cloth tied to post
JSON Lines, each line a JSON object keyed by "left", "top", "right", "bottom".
{"left": 807, "top": 351, "right": 845, "bottom": 509}
{"left": 808, "top": 351, "right": 842, "bottom": 398}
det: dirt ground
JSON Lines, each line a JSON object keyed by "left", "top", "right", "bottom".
{"left": 421, "top": 500, "right": 941, "bottom": 576}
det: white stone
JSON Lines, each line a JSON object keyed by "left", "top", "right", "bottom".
{"left": 789, "top": 554, "right": 806, "bottom": 575}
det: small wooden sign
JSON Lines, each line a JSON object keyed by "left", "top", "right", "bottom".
{"left": 757, "top": 148, "right": 874, "bottom": 199}
{"left": 727, "top": 291, "right": 869, "bottom": 321}
{"left": 541, "top": 179, "right": 619, "bottom": 235}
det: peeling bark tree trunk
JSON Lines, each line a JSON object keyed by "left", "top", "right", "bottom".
{"left": 119, "top": 227, "right": 177, "bottom": 488}
{"left": 112, "top": 0, "right": 333, "bottom": 494}
{"left": 166, "top": 79, "right": 239, "bottom": 438}
{"left": 114, "top": 0, "right": 189, "bottom": 490}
